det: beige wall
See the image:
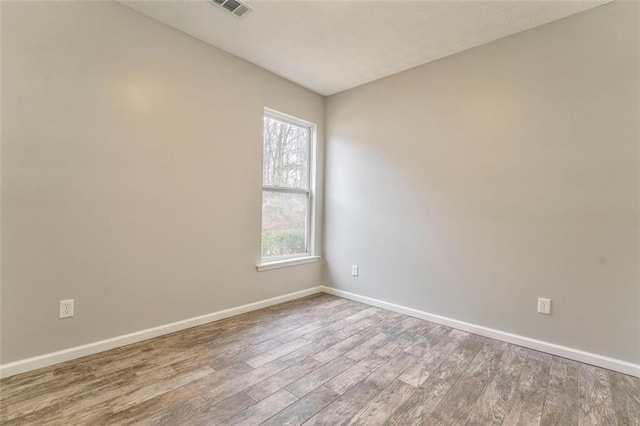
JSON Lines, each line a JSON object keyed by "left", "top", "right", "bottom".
{"left": 324, "top": 1, "right": 639, "bottom": 364}
{"left": 1, "top": 0, "right": 324, "bottom": 363}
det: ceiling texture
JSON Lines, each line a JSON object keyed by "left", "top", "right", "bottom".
{"left": 119, "top": 0, "right": 610, "bottom": 95}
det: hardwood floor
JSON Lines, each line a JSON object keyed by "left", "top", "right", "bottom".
{"left": 1, "top": 293, "right": 638, "bottom": 425}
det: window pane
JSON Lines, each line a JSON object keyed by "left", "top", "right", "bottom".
{"left": 261, "top": 190, "right": 308, "bottom": 258}
{"left": 263, "top": 116, "right": 310, "bottom": 189}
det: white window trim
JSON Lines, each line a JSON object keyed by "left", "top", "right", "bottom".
{"left": 256, "top": 255, "right": 320, "bottom": 272}
{"left": 258, "top": 108, "right": 318, "bottom": 270}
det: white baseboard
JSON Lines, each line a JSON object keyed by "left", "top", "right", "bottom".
{"left": 4, "top": 285, "right": 637, "bottom": 379}
{"left": 0, "top": 286, "right": 322, "bottom": 379}
{"left": 320, "top": 286, "right": 640, "bottom": 378}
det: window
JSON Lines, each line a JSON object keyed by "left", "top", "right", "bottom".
{"left": 261, "top": 109, "right": 315, "bottom": 264}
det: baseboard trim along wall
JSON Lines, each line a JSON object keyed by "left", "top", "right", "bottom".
{"left": 0, "top": 286, "right": 322, "bottom": 379}
{"left": 320, "top": 286, "right": 640, "bottom": 378}
{"left": 3, "top": 285, "right": 638, "bottom": 379}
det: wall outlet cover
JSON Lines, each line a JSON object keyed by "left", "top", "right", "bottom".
{"left": 537, "top": 297, "right": 551, "bottom": 315}
{"left": 59, "top": 299, "right": 74, "bottom": 319}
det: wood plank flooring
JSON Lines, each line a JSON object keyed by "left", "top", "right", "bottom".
{"left": 1, "top": 293, "right": 638, "bottom": 425}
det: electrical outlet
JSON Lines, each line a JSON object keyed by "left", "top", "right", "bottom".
{"left": 537, "top": 298, "right": 551, "bottom": 315}
{"left": 351, "top": 265, "right": 359, "bottom": 277}
{"left": 59, "top": 299, "right": 74, "bottom": 319}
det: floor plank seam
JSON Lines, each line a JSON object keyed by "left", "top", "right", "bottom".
{"left": 538, "top": 355, "right": 556, "bottom": 425}
{"left": 492, "top": 345, "right": 529, "bottom": 423}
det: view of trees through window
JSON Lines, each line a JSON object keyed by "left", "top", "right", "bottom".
{"left": 261, "top": 114, "right": 311, "bottom": 258}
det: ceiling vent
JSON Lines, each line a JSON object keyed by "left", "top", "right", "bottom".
{"left": 211, "top": 0, "right": 253, "bottom": 19}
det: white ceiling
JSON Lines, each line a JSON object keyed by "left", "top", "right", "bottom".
{"left": 119, "top": 0, "right": 609, "bottom": 96}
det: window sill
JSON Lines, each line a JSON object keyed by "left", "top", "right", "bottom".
{"left": 256, "top": 256, "right": 320, "bottom": 272}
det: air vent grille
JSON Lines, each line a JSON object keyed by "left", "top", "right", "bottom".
{"left": 233, "top": 5, "right": 250, "bottom": 17}
{"left": 211, "top": 0, "right": 253, "bottom": 19}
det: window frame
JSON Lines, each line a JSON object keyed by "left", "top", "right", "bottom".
{"left": 259, "top": 108, "right": 317, "bottom": 267}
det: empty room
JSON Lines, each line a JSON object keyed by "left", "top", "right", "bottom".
{"left": 1, "top": 0, "right": 638, "bottom": 424}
